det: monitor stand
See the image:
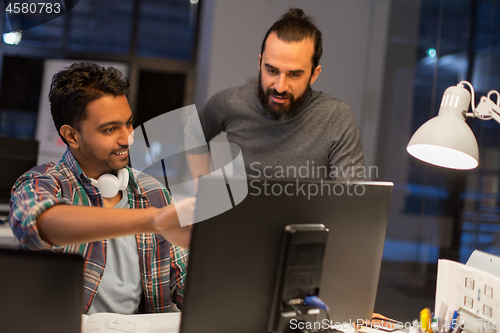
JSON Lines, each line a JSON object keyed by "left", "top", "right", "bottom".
{"left": 268, "top": 224, "right": 329, "bottom": 333}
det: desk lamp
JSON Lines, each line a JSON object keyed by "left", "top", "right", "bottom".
{"left": 407, "top": 81, "right": 500, "bottom": 169}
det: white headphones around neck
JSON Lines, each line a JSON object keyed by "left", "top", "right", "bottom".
{"left": 90, "top": 168, "right": 129, "bottom": 198}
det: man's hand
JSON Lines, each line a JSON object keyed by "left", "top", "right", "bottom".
{"left": 153, "top": 197, "right": 196, "bottom": 249}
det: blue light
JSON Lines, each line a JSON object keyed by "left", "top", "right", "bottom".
{"left": 427, "top": 48, "right": 437, "bottom": 58}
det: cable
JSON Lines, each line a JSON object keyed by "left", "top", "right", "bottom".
{"left": 304, "top": 296, "right": 329, "bottom": 312}
{"left": 303, "top": 296, "right": 333, "bottom": 333}
{"left": 288, "top": 303, "right": 311, "bottom": 333}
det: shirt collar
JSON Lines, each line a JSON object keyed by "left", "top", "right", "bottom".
{"left": 61, "top": 148, "right": 142, "bottom": 193}
{"left": 62, "top": 148, "right": 88, "bottom": 184}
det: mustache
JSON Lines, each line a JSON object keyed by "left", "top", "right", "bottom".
{"left": 111, "top": 145, "right": 130, "bottom": 154}
{"left": 267, "top": 88, "right": 292, "bottom": 99}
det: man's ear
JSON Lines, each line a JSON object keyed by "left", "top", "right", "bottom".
{"left": 59, "top": 125, "right": 80, "bottom": 149}
{"left": 258, "top": 54, "right": 262, "bottom": 71}
{"left": 309, "top": 65, "right": 322, "bottom": 86}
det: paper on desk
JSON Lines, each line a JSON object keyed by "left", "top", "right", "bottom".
{"left": 138, "top": 313, "right": 181, "bottom": 333}
{"left": 435, "top": 259, "right": 500, "bottom": 327}
{"left": 82, "top": 313, "right": 150, "bottom": 333}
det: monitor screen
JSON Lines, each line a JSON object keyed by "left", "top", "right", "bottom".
{"left": 0, "top": 138, "right": 38, "bottom": 204}
{"left": 0, "top": 249, "right": 84, "bottom": 333}
{"left": 180, "top": 177, "right": 393, "bottom": 333}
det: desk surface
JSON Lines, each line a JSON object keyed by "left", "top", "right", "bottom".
{"left": 83, "top": 313, "right": 369, "bottom": 333}
{"left": 108, "top": 314, "right": 421, "bottom": 333}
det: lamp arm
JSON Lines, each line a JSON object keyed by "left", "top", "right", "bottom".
{"left": 459, "top": 80, "right": 476, "bottom": 113}
{"left": 474, "top": 93, "right": 500, "bottom": 125}
{"left": 487, "top": 90, "right": 500, "bottom": 103}
{"left": 489, "top": 105, "right": 500, "bottom": 124}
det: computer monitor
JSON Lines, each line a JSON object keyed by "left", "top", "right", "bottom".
{"left": 0, "top": 249, "right": 84, "bottom": 333}
{"left": 0, "top": 138, "right": 38, "bottom": 204}
{"left": 179, "top": 177, "right": 393, "bottom": 333}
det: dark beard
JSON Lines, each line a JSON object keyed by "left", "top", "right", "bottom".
{"left": 257, "top": 71, "right": 311, "bottom": 121}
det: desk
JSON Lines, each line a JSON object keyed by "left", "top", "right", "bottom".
{"left": 83, "top": 313, "right": 386, "bottom": 333}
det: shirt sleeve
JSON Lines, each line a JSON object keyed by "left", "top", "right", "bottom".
{"left": 169, "top": 244, "right": 189, "bottom": 309}
{"left": 9, "top": 166, "right": 70, "bottom": 250}
{"left": 328, "top": 101, "right": 366, "bottom": 181}
{"left": 151, "top": 183, "right": 188, "bottom": 310}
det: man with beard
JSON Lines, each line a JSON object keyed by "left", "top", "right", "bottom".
{"left": 9, "top": 62, "right": 195, "bottom": 314}
{"left": 185, "top": 8, "right": 364, "bottom": 185}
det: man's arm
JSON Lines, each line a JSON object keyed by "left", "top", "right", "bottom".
{"left": 184, "top": 110, "right": 215, "bottom": 192}
{"left": 36, "top": 198, "right": 194, "bottom": 248}
{"left": 184, "top": 89, "right": 233, "bottom": 191}
{"left": 9, "top": 170, "right": 195, "bottom": 249}
{"left": 328, "top": 101, "right": 366, "bottom": 181}
{"left": 186, "top": 152, "right": 211, "bottom": 192}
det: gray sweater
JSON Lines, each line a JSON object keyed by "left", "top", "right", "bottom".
{"left": 185, "top": 82, "right": 365, "bottom": 181}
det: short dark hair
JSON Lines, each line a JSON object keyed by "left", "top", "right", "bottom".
{"left": 260, "top": 8, "right": 323, "bottom": 74}
{"left": 49, "top": 62, "right": 130, "bottom": 145}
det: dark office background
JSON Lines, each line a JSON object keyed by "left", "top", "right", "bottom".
{"left": 0, "top": 0, "right": 499, "bottom": 322}
{"left": 374, "top": 0, "right": 500, "bottom": 320}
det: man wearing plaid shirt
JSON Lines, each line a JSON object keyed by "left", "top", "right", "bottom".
{"left": 9, "top": 62, "right": 195, "bottom": 314}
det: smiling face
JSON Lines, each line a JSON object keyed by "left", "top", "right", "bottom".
{"left": 60, "top": 94, "right": 134, "bottom": 179}
{"left": 258, "top": 32, "right": 322, "bottom": 121}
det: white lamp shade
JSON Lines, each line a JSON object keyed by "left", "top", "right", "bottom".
{"left": 407, "top": 114, "right": 479, "bottom": 169}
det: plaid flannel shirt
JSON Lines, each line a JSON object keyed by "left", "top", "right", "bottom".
{"left": 9, "top": 148, "right": 188, "bottom": 314}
